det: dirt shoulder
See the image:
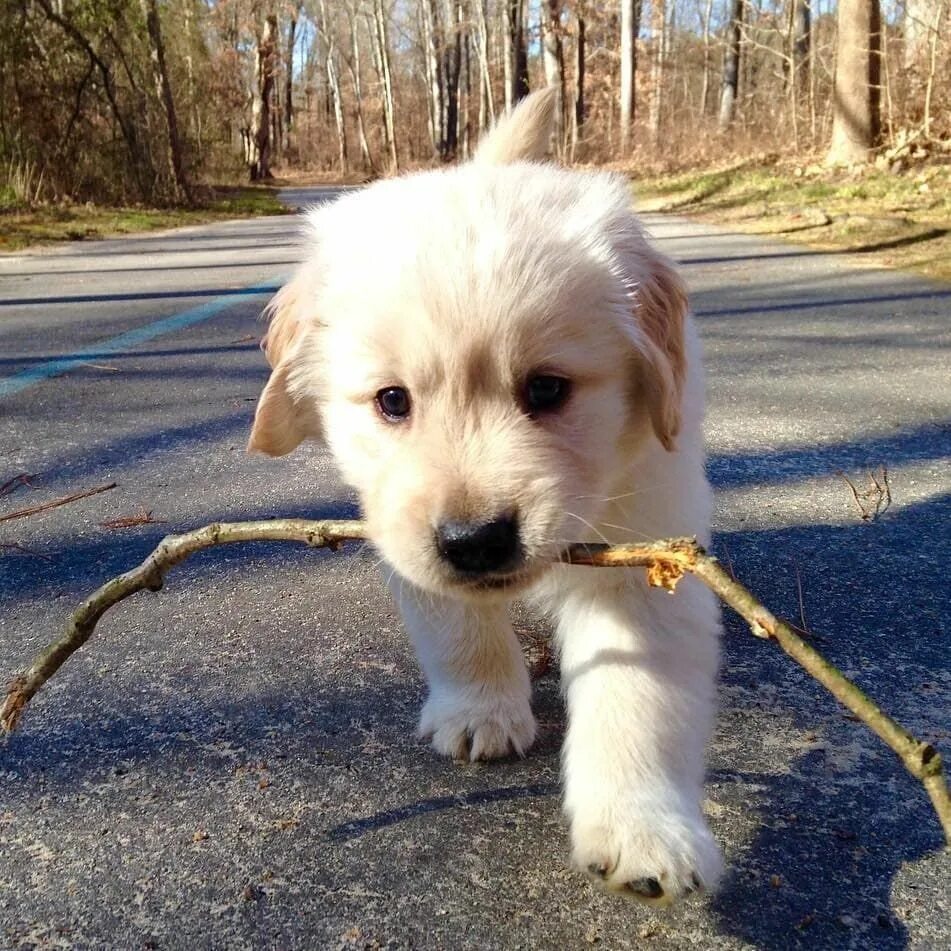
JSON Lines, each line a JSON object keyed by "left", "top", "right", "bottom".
{"left": 0, "top": 185, "right": 290, "bottom": 253}
{"left": 633, "top": 161, "right": 951, "bottom": 284}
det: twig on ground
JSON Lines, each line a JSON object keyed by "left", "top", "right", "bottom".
{"left": 0, "top": 474, "right": 36, "bottom": 498}
{"left": 0, "top": 482, "right": 117, "bottom": 523}
{"left": 1, "top": 519, "right": 947, "bottom": 846}
{"left": 0, "top": 543, "right": 52, "bottom": 561}
{"left": 100, "top": 510, "right": 163, "bottom": 530}
{"left": 837, "top": 466, "right": 892, "bottom": 522}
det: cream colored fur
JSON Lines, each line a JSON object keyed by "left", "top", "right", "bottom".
{"left": 249, "top": 90, "right": 723, "bottom": 904}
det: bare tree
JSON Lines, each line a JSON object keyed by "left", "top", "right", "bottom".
{"left": 317, "top": 0, "right": 348, "bottom": 173}
{"left": 541, "top": 0, "right": 566, "bottom": 154}
{"left": 719, "top": 0, "right": 745, "bottom": 129}
{"left": 571, "top": 3, "right": 586, "bottom": 159}
{"left": 139, "top": 0, "right": 191, "bottom": 202}
{"left": 699, "top": 0, "right": 715, "bottom": 116}
{"left": 474, "top": 0, "right": 495, "bottom": 131}
{"left": 285, "top": 4, "right": 300, "bottom": 130}
{"left": 619, "top": 0, "right": 642, "bottom": 153}
{"left": 247, "top": 10, "right": 278, "bottom": 180}
{"left": 791, "top": 0, "right": 811, "bottom": 100}
{"left": 343, "top": 2, "right": 373, "bottom": 173}
{"left": 827, "top": 0, "right": 881, "bottom": 164}
{"left": 503, "top": 0, "right": 529, "bottom": 110}
{"left": 371, "top": 0, "right": 399, "bottom": 171}
{"left": 648, "top": 0, "right": 667, "bottom": 145}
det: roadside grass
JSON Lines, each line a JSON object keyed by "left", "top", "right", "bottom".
{"left": 633, "top": 162, "right": 951, "bottom": 283}
{"left": 0, "top": 185, "right": 290, "bottom": 252}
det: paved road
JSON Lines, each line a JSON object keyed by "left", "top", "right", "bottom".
{"left": 1, "top": 187, "right": 948, "bottom": 950}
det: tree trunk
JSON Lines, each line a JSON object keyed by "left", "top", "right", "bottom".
{"left": 719, "top": 0, "right": 744, "bottom": 129}
{"left": 422, "top": 0, "right": 442, "bottom": 156}
{"left": 648, "top": 0, "right": 666, "bottom": 145}
{"left": 373, "top": 0, "right": 398, "bottom": 171}
{"left": 699, "top": 0, "right": 714, "bottom": 115}
{"left": 248, "top": 12, "right": 278, "bottom": 181}
{"left": 317, "top": 0, "right": 347, "bottom": 173}
{"left": 440, "top": 0, "right": 461, "bottom": 161}
{"left": 791, "top": 0, "right": 811, "bottom": 101}
{"left": 827, "top": 0, "right": 881, "bottom": 164}
{"left": 139, "top": 0, "right": 191, "bottom": 202}
{"left": 619, "top": 0, "right": 642, "bottom": 152}
{"left": 541, "top": 0, "right": 565, "bottom": 155}
{"left": 285, "top": 6, "right": 298, "bottom": 130}
{"left": 503, "top": 0, "right": 529, "bottom": 109}
{"left": 571, "top": 8, "right": 586, "bottom": 160}
{"left": 475, "top": 0, "right": 495, "bottom": 131}
{"left": 345, "top": 3, "right": 374, "bottom": 173}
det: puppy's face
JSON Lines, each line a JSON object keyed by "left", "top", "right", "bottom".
{"left": 250, "top": 166, "right": 686, "bottom": 598}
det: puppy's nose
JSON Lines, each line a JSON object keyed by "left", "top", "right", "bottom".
{"left": 435, "top": 514, "right": 522, "bottom": 575}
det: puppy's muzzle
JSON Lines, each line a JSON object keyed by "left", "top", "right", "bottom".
{"left": 435, "top": 513, "right": 523, "bottom": 578}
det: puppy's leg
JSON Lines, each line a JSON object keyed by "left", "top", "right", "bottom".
{"left": 391, "top": 579, "right": 536, "bottom": 762}
{"left": 556, "top": 574, "right": 723, "bottom": 903}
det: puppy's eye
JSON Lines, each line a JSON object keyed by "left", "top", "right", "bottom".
{"left": 376, "top": 386, "right": 411, "bottom": 421}
{"left": 524, "top": 375, "right": 571, "bottom": 416}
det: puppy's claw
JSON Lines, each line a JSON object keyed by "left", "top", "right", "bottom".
{"left": 626, "top": 877, "right": 664, "bottom": 900}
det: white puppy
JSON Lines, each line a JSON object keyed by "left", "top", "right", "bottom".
{"left": 249, "top": 90, "right": 723, "bottom": 904}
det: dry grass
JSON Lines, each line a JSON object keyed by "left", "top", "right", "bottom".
{"left": 0, "top": 185, "right": 289, "bottom": 253}
{"left": 633, "top": 161, "right": 951, "bottom": 283}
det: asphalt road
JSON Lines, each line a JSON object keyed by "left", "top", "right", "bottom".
{"left": 1, "top": 186, "right": 948, "bottom": 950}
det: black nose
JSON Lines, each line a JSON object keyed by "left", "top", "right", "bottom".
{"left": 435, "top": 514, "right": 523, "bottom": 576}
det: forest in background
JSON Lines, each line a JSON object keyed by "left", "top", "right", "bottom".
{"left": 0, "top": 0, "right": 948, "bottom": 209}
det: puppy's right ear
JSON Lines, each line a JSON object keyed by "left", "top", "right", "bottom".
{"left": 475, "top": 87, "right": 558, "bottom": 165}
{"left": 248, "top": 279, "right": 323, "bottom": 456}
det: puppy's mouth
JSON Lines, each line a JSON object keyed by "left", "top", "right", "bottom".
{"left": 450, "top": 561, "right": 549, "bottom": 595}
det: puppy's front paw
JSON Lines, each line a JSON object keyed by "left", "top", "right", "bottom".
{"left": 418, "top": 687, "right": 536, "bottom": 762}
{"left": 570, "top": 799, "right": 723, "bottom": 905}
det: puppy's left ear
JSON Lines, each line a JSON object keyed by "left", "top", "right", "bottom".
{"left": 248, "top": 337, "right": 323, "bottom": 456}
{"left": 248, "top": 276, "right": 324, "bottom": 456}
{"left": 627, "top": 246, "right": 688, "bottom": 452}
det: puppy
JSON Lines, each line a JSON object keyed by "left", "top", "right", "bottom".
{"left": 249, "top": 89, "right": 723, "bottom": 904}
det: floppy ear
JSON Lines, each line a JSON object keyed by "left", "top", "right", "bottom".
{"left": 259, "top": 278, "right": 303, "bottom": 368}
{"left": 248, "top": 278, "right": 323, "bottom": 456}
{"left": 475, "top": 87, "right": 558, "bottom": 165}
{"left": 628, "top": 247, "right": 688, "bottom": 452}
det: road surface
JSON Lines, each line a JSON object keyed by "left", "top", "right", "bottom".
{"left": 1, "top": 187, "right": 948, "bottom": 949}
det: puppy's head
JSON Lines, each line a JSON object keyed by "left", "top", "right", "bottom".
{"left": 249, "top": 91, "right": 687, "bottom": 597}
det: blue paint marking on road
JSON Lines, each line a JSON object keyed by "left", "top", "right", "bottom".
{"left": 0, "top": 279, "right": 281, "bottom": 400}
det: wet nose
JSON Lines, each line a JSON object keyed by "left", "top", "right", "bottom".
{"left": 435, "top": 513, "right": 523, "bottom": 575}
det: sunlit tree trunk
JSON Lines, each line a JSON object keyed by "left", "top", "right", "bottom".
{"left": 317, "top": 0, "right": 347, "bottom": 173}
{"left": 541, "top": 0, "right": 565, "bottom": 154}
{"left": 571, "top": 6, "right": 586, "bottom": 160}
{"left": 248, "top": 11, "right": 278, "bottom": 181}
{"left": 474, "top": 0, "right": 495, "bottom": 131}
{"left": 648, "top": 0, "right": 666, "bottom": 145}
{"left": 139, "top": 0, "right": 191, "bottom": 202}
{"left": 374, "top": 0, "right": 398, "bottom": 171}
{"left": 344, "top": 3, "right": 373, "bottom": 173}
{"left": 719, "top": 0, "right": 744, "bottom": 129}
{"left": 827, "top": 0, "right": 881, "bottom": 164}
{"left": 619, "top": 0, "right": 642, "bottom": 152}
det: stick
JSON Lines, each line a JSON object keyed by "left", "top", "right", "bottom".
{"left": 1, "top": 521, "right": 947, "bottom": 847}
{"left": 1, "top": 519, "right": 367, "bottom": 734}
{"left": 0, "top": 482, "right": 117, "bottom": 523}
{"left": 0, "top": 473, "right": 36, "bottom": 497}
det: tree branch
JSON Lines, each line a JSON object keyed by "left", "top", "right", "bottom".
{"left": 2, "top": 520, "right": 947, "bottom": 846}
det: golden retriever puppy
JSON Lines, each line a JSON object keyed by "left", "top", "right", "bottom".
{"left": 249, "top": 89, "right": 723, "bottom": 904}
